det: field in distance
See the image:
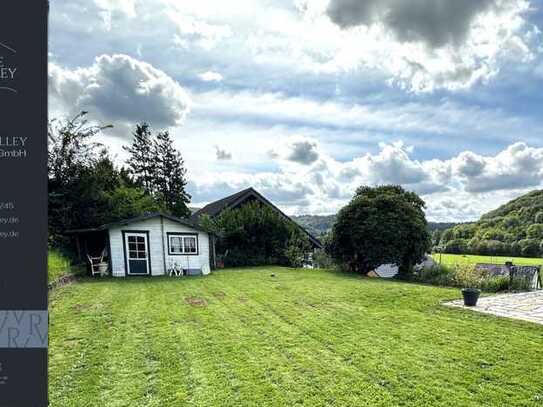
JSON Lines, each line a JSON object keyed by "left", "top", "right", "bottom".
{"left": 432, "top": 253, "right": 543, "bottom": 267}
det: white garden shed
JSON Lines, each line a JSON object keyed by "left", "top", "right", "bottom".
{"left": 69, "top": 213, "right": 212, "bottom": 277}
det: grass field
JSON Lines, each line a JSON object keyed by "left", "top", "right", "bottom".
{"left": 49, "top": 268, "right": 543, "bottom": 406}
{"left": 432, "top": 253, "right": 543, "bottom": 267}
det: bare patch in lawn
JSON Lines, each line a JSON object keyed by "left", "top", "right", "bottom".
{"left": 212, "top": 291, "right": 226, "bottom": 299}
{"left": 185, "top": 296, "right": 208, "bottom": 307}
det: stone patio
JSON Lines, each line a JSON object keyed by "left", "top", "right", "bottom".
{"left": 444, "top": 290, "right": 543, "bottom": 325}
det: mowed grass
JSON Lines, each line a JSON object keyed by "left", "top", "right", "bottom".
{"left": 49, "top": 268, "right": 543, "bottom": 407}
{"left": 433, "top": 253, "right": 543, "bottom": 267}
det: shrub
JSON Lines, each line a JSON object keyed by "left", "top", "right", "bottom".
{"left": 412, "top": 263, "right": 526, "bottom": 293}
{"left": 285, "top": 230, "right": 311, "bottom": 268}
{"left": 206, "top": 201, "right": 311, "bottom": 267}
{"left": 412, "top": 265, "right": 454, "bottom": 287}
{"left": 312, "top": 248, "right": 336, "bottom": 269}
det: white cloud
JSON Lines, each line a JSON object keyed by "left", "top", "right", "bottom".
{"left": 189, "top": 139, "right": 543, "bottom": 220}
{"left": 49, "top": 54, "right": 191, "bottom": 133}
{"left": 453, "top": 142, "right": 543, "bottom": 193}
{"left": 198, "top": 71, "right": 223, "bottom": 82}
{"left": 94, "top": 0, "right": 137, "bottom": 30}
{"left": 168, "top": 11, "right": 233, "bottom": 50}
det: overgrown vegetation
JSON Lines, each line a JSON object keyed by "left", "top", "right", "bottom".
{"left": 48, "top": 249, "right": 82, "bottom": 283}
{"left": 49, "top": 267, "right": 543, "bottom": 407}
{"left": 328, "top": 185, "right": 430, "bottom": 276}
{"left": 437, "top": 190, "right": 543, "bottom": 257}
{"left": 201, "top": 201, "right": 311, "bottom": 267}
{"left": 48, "top": 113, "right": 191, "bottom": 247}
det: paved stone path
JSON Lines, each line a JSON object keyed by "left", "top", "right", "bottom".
{"left": 444, "top": 291, "right": 543, "bottom": 325}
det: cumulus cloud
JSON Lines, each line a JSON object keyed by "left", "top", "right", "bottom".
{"left": 300, "top": 0, "right": 538, "bottom": 91}
{"left": 454, "top": 142, "right": 543, "bottom": 193}
{"left": 215, "top": 145, "right": 232, "bottom": 160}
{"left": 49, "top": 54, "right": 191, "bottom": 132}
{"left": 198, "top": 71, "right": 223, "bottom": 82}
{"left": 269, "top": 136, "right": 320, "bottom": 165}
{"left": 326, "top": 0, "right": 494, "bottom": 49}
{"left": 190, "top": 139, "right": 543, "bottom": 220}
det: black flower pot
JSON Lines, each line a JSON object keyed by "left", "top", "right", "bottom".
{"left": 462, "top": 288, "right": 480, "bottom": 306}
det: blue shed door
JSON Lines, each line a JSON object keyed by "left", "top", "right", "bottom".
{"left": 124, "top": 233, "right": 150, "bottom": 275}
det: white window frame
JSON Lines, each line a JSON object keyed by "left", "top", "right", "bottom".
{"left": 168, "top": 233, "right": 199, "bottom": 255}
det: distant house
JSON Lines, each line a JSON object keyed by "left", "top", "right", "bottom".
{"left": 69, "top": 213, "right": 212, "bottom": 277}
{"left": 191, "top": 187, "right": 323, "bottom": 249}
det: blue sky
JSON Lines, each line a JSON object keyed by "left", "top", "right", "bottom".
{"left": 49, "top": 0, "right": 543, "bottom": 221}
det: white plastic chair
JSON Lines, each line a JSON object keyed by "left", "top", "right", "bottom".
{"left": 87, "top": 249, "right": 108, "bottom": 277}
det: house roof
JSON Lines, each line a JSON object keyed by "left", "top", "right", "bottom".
{"left": 66, "top": 212, "right": 206, "bottom": 234}
{"left": 191, "top": 187, "right": 322, "bottom": 248}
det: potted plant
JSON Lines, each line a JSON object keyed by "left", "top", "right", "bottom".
{"left": 461, "top": 288, "right": 480, "bottom": 306}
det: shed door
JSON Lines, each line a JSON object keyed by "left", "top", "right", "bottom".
{"left": 124, "top": 233, "right": 150, "bottom": 275}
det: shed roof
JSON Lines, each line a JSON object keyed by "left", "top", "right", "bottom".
{"left": 66, "top": 212, "right": 206, "bottom": 234}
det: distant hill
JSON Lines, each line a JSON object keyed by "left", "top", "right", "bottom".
{"left": 439, "top": 190, "right": 543, "bottom": 257}
{"left": 292, "top": 215, "right": 336, "bottom": 237}
{"left": 293, "top": 214, "right": 458, "bottom": 237}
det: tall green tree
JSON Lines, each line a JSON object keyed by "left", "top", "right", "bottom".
{"left": 124, "top": 124, "right": 191, "bottom": 218}
{"left": 123, "top": 123, "right": 156, "bottom": 193}
{"left": 328, "top": 185, "right": 430, "bottom": 276}
{"left": 154, "top": 131, "right": 191, "bottom": 218}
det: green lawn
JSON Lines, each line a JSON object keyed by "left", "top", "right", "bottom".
{"left": 433, "top": 253, "right": 543, "bottom": 267}
{"left": 49, "top": 268, "right": 543, "bottom": 406}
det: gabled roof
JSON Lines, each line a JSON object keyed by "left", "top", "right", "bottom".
{"left": 191, "top": 187, "right": 322, "bottom": 248}
{"left": 191, "top": 187, "right": 255, "bottom": 220}
{"left": 66, "top": 212, "right": 205, "bottom": 234}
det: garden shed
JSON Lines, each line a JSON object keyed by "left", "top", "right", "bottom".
{"left": 69, "top": 213, "right": 213, "bottom": 277}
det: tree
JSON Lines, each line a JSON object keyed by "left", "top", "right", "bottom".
{"left": 518, "top": 239, "right": 540, "bottom": 257}
{"left": 124, "top": 124, "right": 191, "bottom": 218}
{"left": 123, "top": 123, "right": 156, "bottom": 193}
{"left": 100, "top": 186, "right": 163, "bottom": 223}
{"left": 527, "top": 224, "right": 543, "bottom": 240}
{"left": 285, "top": 229, "right": 312, "bottom": 268}
{"left": 443, "top": 239, "right": 468, "bottom": 254}
{"left": 205, "top": 201, "right": 308, "bottom": 267}
{"left": 48, "top": 111, "right": 110, "bottom": 183}
{"left": 154, "top": 131, "right": 191, "bottom": 218}
{"left": 48, "top": 114, "right": 162, "bottom": 247}
{"left": 328, "top": 185, "right": 430, "bottom": 276}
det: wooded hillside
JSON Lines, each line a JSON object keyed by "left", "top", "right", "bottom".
{"left": 438, "top": 190, "right": 543, "bottom": 257}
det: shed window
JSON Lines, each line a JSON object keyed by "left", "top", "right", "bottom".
{"left": 168, "top": 234, "right": 198, "bottom": 255}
